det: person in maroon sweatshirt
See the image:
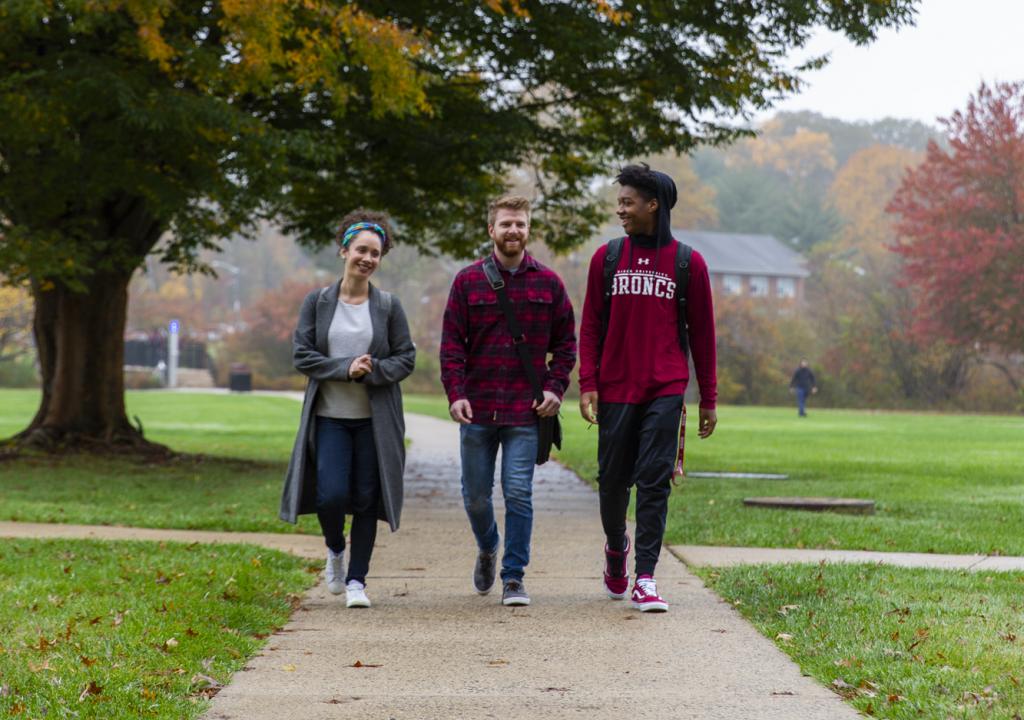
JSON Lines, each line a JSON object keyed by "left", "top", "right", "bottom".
{"left": 578, "top": 163, "right": 718, "bottom": 612}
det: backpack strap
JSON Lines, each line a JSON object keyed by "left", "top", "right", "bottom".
{"left": 599, "top": 237, "right": 625, "bottom": 356}
{"left": 675, "top": 242, "right": 693, "bottom": 359}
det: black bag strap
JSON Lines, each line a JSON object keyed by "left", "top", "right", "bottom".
{"left": 482, "top": 257, "right": 545, "bottom": 404}
{"left": 675, "top": 242, "right": 693, "bottom": 360}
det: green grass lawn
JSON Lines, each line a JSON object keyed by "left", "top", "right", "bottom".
{"left": 407, "top": 394, "right": 1024, "bottom": 555}
{"left": 0, "top": 538, "right": 318, "bottom": 719}
{"left": 696, "top": 563, "right": 1024, "bottom": 719}
{"left": 0, "top": 389, "right": 319, "bottom": 534}
{"left": 0, "top": 389, "right": 300, "bottom": 461}
{"left": 6, "top": 390, "right": 1022, "bottom": 551}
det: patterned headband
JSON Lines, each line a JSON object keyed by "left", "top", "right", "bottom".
{"left": 341, "top": 222, "right": 388, "bottom": 249}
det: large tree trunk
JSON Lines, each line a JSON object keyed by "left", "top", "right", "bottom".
{"left": 15, "top": 269, "right": 168, "bottom": 455}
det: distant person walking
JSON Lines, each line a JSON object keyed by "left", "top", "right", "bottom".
{"left": 789, "top": 359, "right": 817, "bottom": 417}
{"left": 579, "top": 163, "right": 718, "bottom": 613}
{"left": 440, "top": 194, "right": 576, "bottom": 607}
{"left": 281, "top": 210, "right": 416, "bottom": 609}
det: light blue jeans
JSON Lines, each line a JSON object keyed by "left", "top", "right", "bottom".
{"left": 459, "top": 423, "right": 538, "bottom": 582}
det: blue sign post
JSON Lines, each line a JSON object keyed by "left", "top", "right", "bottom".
{"left": 168, "top": 319, "right": 180, "bottom": 388}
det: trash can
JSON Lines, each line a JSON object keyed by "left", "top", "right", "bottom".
{"left": 228, "top": 363, "right": 252, "bottom": 392}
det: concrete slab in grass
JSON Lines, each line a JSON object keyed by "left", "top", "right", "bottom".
{"left": 743, "top": 496, "right": 875, "bottom": 514}
{"left": 688, "top": 471, "right": 789, "bottom": 479}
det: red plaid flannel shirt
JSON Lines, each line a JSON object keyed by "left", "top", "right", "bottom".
{"left": 440, "top": 253, "right": 577, "bottom": 426}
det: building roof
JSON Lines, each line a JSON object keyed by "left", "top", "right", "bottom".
{"left": 674, "top": 230, "right": 809, "bottom": 278}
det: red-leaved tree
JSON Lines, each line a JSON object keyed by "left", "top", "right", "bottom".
{"left": 888, "top": 82, "right": 1024, "bottom": 356}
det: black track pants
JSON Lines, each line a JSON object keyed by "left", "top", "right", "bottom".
{"left": 597, "top": 395, "right": 682, "bottom": 577}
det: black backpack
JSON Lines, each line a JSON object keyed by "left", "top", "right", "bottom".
{"left": 601, "top": 236, "right": 693, "bottom": 358}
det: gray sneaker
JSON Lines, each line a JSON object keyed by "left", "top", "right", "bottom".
{"left": 473, "top": 548, "right": 498, "bottom": 595}
{"left": 501, "top": 579, "right": 530, "bottom": 606}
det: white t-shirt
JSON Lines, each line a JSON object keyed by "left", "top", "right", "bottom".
{"left": 315, "top": 299, "right": 373, "bottom": 418}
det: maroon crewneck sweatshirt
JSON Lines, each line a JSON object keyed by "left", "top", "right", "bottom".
{"left": 579, "top": 236, "right": 718, "bottom": 408}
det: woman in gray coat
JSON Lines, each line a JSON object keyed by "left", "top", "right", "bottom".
{"left": 280, "top": 209, "right": 415, "bottom": 608}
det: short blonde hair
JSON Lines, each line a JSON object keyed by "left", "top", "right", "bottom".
{"left": 487, "top": 194, "right": 531, "bottom": 226}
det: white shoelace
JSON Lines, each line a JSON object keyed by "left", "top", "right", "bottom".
{"left": 637, "top": 577, "right": 658, "bottom": 596}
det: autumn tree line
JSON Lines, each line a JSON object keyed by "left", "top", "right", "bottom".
{"left": 25, "top": 89, "right": 1012, "bottom": 414}
{"left": 3, "top": 96, "right": 1023, "bottom": 411}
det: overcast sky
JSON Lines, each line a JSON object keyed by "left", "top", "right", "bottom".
{"left": 761, "top": 0, "right": 1024, "bottom": 125}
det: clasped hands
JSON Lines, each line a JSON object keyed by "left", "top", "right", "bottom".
{"left": 348, "top": 354, "right": 373, "bottom": 379}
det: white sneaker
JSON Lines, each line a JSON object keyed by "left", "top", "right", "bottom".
{"left": 325, "top": 549, "right": 345, "bottom": 595}
{"left": 346, "top": 580, "right": 371, "bottom": 608}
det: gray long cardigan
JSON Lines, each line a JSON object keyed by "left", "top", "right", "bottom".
{"left": 280, "top": 281, "right": 415, "bottom": 531}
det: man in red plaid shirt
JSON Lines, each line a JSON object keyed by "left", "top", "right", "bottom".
{"left": 440, "top": 195, "right": 576, "bottom": 606}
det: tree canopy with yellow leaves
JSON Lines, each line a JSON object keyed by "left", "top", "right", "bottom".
{"left": 0, "top": 0, "right": 918, "bottom": 450}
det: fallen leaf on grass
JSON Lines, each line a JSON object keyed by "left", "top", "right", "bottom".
{"left": 33, "top": 636, "right": 53, "bottom": 652}
{"left": 28, "top": 658, "right": 53, "bottom": 672}
{"left": 78, "top": 681, "right": 103, "bottom": 701}
{"left": 162, "top": 638, "right": 179, "bottom": 651}
{"left": 777, "top": 604, "right": 800, "bottom": 616}
{"left": 190, "top": 673, "right": 223, "bottom": 699}
{"left": 831, "top": 678, "right": 857, "bottom": 699}
{"left": 775, "top": 633, "right": 793, "bottom": 643}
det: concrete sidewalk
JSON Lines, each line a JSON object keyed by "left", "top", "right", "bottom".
{"left": 197, "top": 413, "right": 858, "bottom": 720}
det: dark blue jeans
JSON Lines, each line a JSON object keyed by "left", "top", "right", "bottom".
{"left": 459, "top": 423, "right": 538, "bottom": 582}
{"left": 315, "top": 416, "right": 380, "bottom": 585}
{"left": 795, "top": 387, "right": 809, "bottom": 416}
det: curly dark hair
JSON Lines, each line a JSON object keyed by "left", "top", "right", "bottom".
{"left": 615, "top": 163, "right": 658, "bottom": 201}
{"left": 336, "top": 208, "right": 395, "bottom": 255}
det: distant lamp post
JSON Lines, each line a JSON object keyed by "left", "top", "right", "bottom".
{"left": 210, "top": 259, "right": 242, "bottom": 324}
